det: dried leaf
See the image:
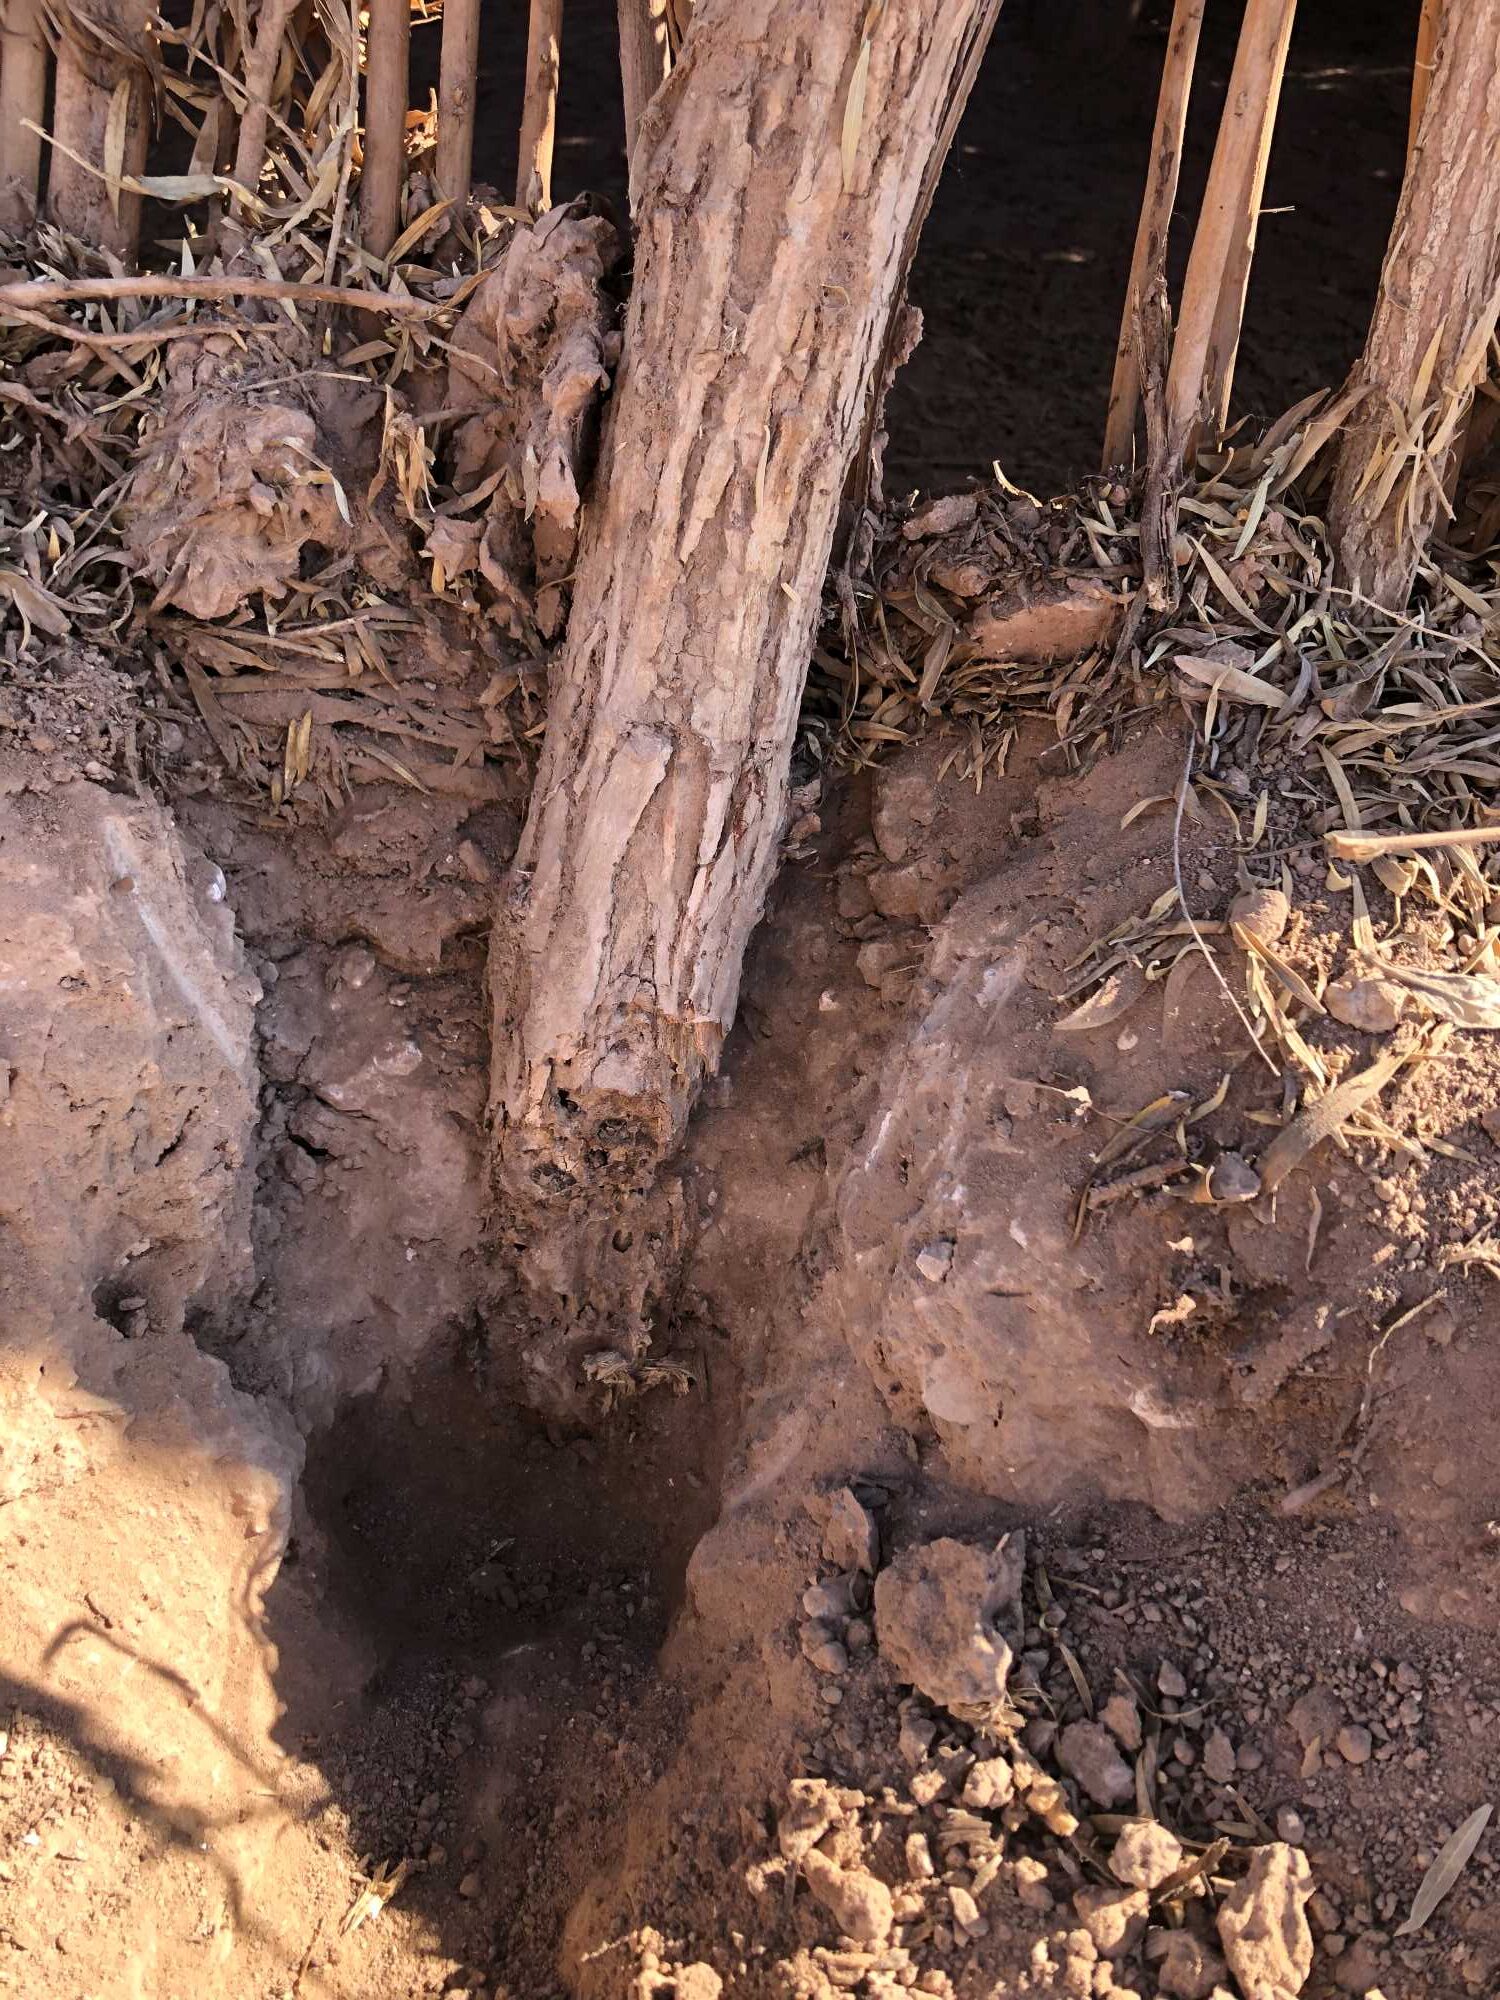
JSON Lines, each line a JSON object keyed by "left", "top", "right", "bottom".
{"left": 1173, "top": 652, "right": 1284, "bottom": 709}
{"left": 1395, "top": 1805, "right": 1492, "bottom": 1938}
{"left": 1056, "top": 965, "right": 1148, "bottom": 1034}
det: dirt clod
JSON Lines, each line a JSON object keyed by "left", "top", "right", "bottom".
{"left": 873, "top": 1535, "right": 1021, "bottom": 1708}
{"left": 1215, "top": 1842, "right": 1315, "bottom": 2000}
{"left": 1111, "top": 1820, "right": 1187, "bottom": 1891}
{"left": 1058, "top": 1718, "right": 1135, "bottom": 1806}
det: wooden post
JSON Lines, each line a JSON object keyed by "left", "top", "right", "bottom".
{"left": 617, "top": 0, "right": 671, "bottom": 171}
{"left": 489, "top": 0, "right": 1003, "bottom": 1267}
{"left": 1331, "top": 0, "right": 1500, "bottom": 607}
{"left": 1408, "top": 0, "right": 1440, "bottom": 158}
{"left": 0, "top": 0, "right": 49, "bottom": 230}
{"left": 1163, "top": 0, "right": 1296, "bottom": 471}
{"left": 517, "top": 0, "right": 563, "bottom": 212}
{"left": 435, "top": 0, "right": 482, "bottom": 213}
{"left": 360, "top": 0, "right": 411, "bottom": 258}
{"left": 48, "top": 0, "right": 151, "bottom": 260}
{"left": 1101, "top": 0, "right": 1205, "bottom": 471}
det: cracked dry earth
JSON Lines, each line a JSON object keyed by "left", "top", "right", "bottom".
{"left": 2, "top": 669, "right": 1500, "bottom": 2000}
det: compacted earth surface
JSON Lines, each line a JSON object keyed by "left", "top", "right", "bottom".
{"left": 4, "top": 592, "right": 1500, "bottom": 2000}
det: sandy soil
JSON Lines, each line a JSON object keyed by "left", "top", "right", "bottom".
{"left": 4, "top": 639, "right": 1500, "bottom": 1999}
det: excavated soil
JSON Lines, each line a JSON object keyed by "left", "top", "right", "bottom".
{"left": 5, "top": 617, "right": 1500, "bottom": 2000}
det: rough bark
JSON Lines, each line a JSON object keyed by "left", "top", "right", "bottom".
{"left": 360, "top": 0, "right": 410, "bottom": 257}
{"left": 517, "top": 0, "right": 564, "bottom": 212}
{"left": 48, "top": 0, "right": 150, "bottom": 259}
{"left": 617, "top": 0, "right": 672, "bottom": 174}
{"left": 435, "top": 0, "right": 482, "bottom": 213}
{"left": 1330, "top": 0, "right": 1500, "bottom": 607}
{"left": 489, "top": 0, "right": 1002, "bottom": 1257}
{"left": 0, "top": 0, "right": 49, "bottom": 230}
{"left": 1101, "top": 0, "right": 1204, "bottom": 472}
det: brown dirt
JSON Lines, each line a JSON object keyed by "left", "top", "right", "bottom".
{"left": 5, "top": 634, "right": 1500, "bottom": 2000}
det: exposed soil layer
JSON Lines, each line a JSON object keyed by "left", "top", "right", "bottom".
{"left": 4, "top": 637, "right": 1500, "bottom": 1997}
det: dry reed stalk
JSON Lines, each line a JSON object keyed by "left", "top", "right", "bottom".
{"left": 1163, "top": 0, "right": 1297, "bottom": 472}
{"left": 1409, "top": 0, "right": 1440, "bottom": 158}
{"left": 1330, "top": 0, "right": 1500, "bottom": 605}
{"left": 617, "top": 0, "right": 671, "bottom": 169}
{"left": 435, "top": 0, "right": 482, "bottom": 212}
{"left": 49, "top": 0, "right": 151, "bottom": 260}
{"left": 1102, "top": 0, "right": 1205, "bottom": 470}
{"left": 230, "top": 0, "right": 301, "bottom": 209}
{"left": 517, "top": 0, "right": 563, "bottom": 212}
{"left": 0, "top": 0, "right": 49, "bottom": 228}
{"left": 360, "top": 0, "right": 411, "bottom": 257}
{"left": 0, "top": 271, "right": 441, "bottom": 314}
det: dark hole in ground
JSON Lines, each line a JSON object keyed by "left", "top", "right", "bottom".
{"left": 264, "top": 1332, "right": 729, "bottom": 1988}
{"left": 416, "top": 0, "right": 1413, "bottom": 496}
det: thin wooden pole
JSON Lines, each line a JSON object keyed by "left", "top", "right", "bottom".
{"left": 435, "top": 0, "right": 481, "bottom": 212}
{"left": 517, "top": 0, "right": 563, "bottom": 213}
{"left": 1408, "top": 0, "right": 1440, "bottom": 159}
{"left": 49, "top": 0, "right": 151, "bottom": 260}
{"left": 1101, "top": 0, "right": 1205, "bottom": 471}
{"left": 0, "top": 0, "right": 49, "bottom": 230}
{"left": 360, "top": 0, "right": 411, "bottom": 258}
{"left": 1164, "top": 0, "right": 1297, "bottom": 471}
{"left": 617, "top": 0, "right": 670, "bottom": 171}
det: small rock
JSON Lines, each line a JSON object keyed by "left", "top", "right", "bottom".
{"left": 1158, "top": 1662, "right": 1188, "bottom": 1701}
{"left": 803, "top": 1574, "right": 865, "bottom": 1620}
{"left": 905, "top": 1832, "right": 935, "bottom": 1879}
{"left": 1012, "top": 1855, "right": 1054, "bottom": 1913}
{"left": 915, "top": 1239, "right": 954, "bottom": 1283}
{"left": 802, "top": 1849, "right": 894, "bottom": 1945}
{"left": 1335, "top": 1725, "right": 1372, "bottom": 1766}
{"left": 948, "top": 1884, "right": 986, "bottom": 1937}
{"left": 1102, "top": 1692, "right": 1143, "bottom": 1753}
{"left": 898, "top": 1710, "right": 937, "bottom": 1767}
{"left": 457, "top": 1872, "right": 481, "bottom": 1899}
{"left": 1155, "top": 1931, "right": 1229, "bottom": 2000}
{"left": 821, "top": 1488, "right": 880, "bottom": 1575}
{"left": 1330, "top": 1937, "right": 1380, "bottom": 1993}
{"left": 1111, "top": 1821, "right": 1185, "bottom": 1892}
{"left": 1326, "top": 973, "right": 1408, "bottom": 1034}
{"left": 673, "top": 1966, "right": 723, "bottom": 2000}
{"left": 1229, "top": 886, "right": 1291, "bottom": 945}
{"left": 1074, "top": 1885, "right": 1149, "bottom": 1959}
{"left": 873, "top": 1535, "right": 1022, "bottom": 1709}
{"left": 1215, "top": 1843, "right": 1314, "bottom": 2000}
{"left": 805, "top": 1636, "right": 851, "bottom": 1677}
{"left": 962, "top": 1756, "right": 1015, "bottom": 1810}
{"left": 1286, "top": 1686, "right": 1344, "bottom": 1753}
{"left": 1059, "top": 1721, "right": 1134, "bottom": 1808}
{"left": 1275, "top": 1807, "right": 1307, "bottom": 1845}
{"left": 1202, "top": 1729, "right": 1237, "bottom": 1785}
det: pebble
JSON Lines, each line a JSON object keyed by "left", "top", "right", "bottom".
{"left": 1336, "top": 1725, "right": 1373, "bottom": 1766}
{"left": 1100, "top": 1692, "right": 1142, "bottom": 1753}
{"left": 1158, "top": 1662, "right": 1188, "bottom": 1700}
{"left": 802, "top": 1850, "right": 894, "bottom": 1945}
{"left": 962, "top": 1756, "right": 1015, "bottom": 1810}
{"left": 1058, "top": 1721, "right": 1133, "bottom": 1808}
{"left": 1275, "top": 1807, "right": 1307, "bottom": 1845}
{"left": 821, "top": 1488, "right": 880, "bottom": 1575}
{"left": 1073, "top": 1884, "right": 1148, "bottom": 1959}
{"left": 457, "top": 1872, "right": 480, "bottom": 1899}
{"left": 1110, "top": 1821, "right": 1184, "bottom": 1892}
{"left": 1202, "top": 1729, "right": 1236, "bottom": 1785}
